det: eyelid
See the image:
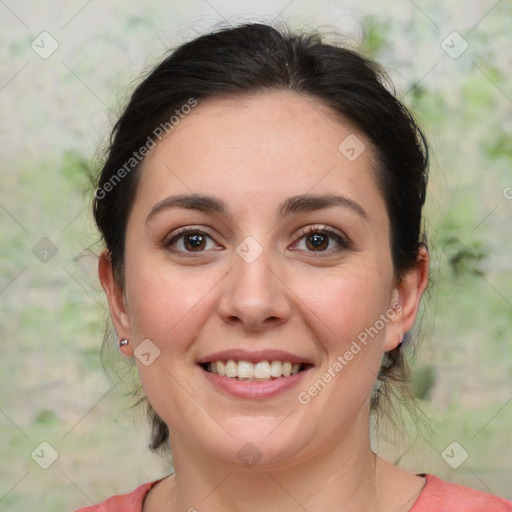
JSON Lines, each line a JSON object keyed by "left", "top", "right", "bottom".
{"left": 291, "top": 224, "right": 351, "bottom": 252}
{"left": 163, "top": 224, "right": 351, "bottom": 256}
{"left": 163, "top": 226, "right": 223, "bottom": 255}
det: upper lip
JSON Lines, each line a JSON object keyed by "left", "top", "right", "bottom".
{"left": 197, "top": 349, "right": 314, "bottom": 366}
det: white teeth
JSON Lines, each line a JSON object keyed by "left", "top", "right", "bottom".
{"left": 237, "top": 360, "right": 254, "bottom": 380}
{"left": 206, "top": 360, "right": 304, "bottom": 380}
{"left": 254, "top": 361, "right": 270, "bottom": 379}
{"left": 225, "top": 359, "right": 237, "bottom": 378}
{"left": 270, "top": 360, "right": 283, "bottom": 377}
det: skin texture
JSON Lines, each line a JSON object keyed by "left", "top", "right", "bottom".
{"left": 99, "top": 90, "right": 429, "bottom": 511}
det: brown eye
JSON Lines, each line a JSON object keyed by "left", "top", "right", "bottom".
{"left": 165, "top": 228, "right": 221, "bottom": 255}
{"left": 182, "top": 232, "right": 207, "bottom": 251}
{"left": 293, "top": 225, "right": 350, "bottom": 253}
{"left": 305, "top": 232, "right": 330, "bottom": 251}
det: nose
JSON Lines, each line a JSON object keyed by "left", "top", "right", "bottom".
{"left": 217, "top": 245, "right": 291, "bottom": 332}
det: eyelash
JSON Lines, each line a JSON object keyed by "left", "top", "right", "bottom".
{"left": 164, "top": 227, "right": 220, "bottom": 257}
{"left": 164, "top": 225, "right": 350, "bottom": 257}
{"left": 296, "top": 225, "right": 350, "bottom": 252}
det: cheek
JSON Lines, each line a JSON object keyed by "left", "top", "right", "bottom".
{"left": 123, "top": 258, "right": 220, "bottom": 428}
{"left": 300, "top": 266, "right": 393, "bottom": 397}
{"left": 123, "top": 252, "right": 223, "bottom": 352}
{"left": 302, "top": 265, "right": 392, "bottom": 345}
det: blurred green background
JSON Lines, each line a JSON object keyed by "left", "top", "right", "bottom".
{"left": 1, "top": 1, "right": 511, "bottom": 510}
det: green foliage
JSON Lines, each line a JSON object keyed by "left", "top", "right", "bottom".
{"left": 34, "top": 409, "right": 59, "bottom": 426}
{"left": 441, "top": 236, "right": 488, "bottom": 277}
{"left": 412, "top": 365, "right": 436, "bottom": 400}
{"left": 61, "top": 150, "right": 94, "bottom": 192}
{"left": 360, "top": 15, "right": 391, "bottom": 56}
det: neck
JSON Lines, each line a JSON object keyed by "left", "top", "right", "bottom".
{"left": 164, "top": 411, "right": 381, "bottom": 512}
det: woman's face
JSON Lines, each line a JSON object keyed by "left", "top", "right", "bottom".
{"left": 101, "top": 90, "right": 425, "bottom": 468}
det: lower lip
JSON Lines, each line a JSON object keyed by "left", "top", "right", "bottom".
{"left": 200, "top": 365, "right": 311, "bottom": 399}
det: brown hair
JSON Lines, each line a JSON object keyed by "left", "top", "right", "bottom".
{"left": 93, "top": 22, "right": 429, "bottom": 454}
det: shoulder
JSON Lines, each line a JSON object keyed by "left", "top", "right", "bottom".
{"left": 72, "top": 480, "right": 161, "bottom": 512}
{"left": 411, "top": 474, "right": 512, "bottom": 512}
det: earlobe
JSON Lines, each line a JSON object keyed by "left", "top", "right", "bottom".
{"left": 385, "top": 245, "right": 429, "bottom": 351}
{"left": 118, "top": 338, "right": 132, "bottom": 357}
{"left": 98, "top": 250, "right": 134, "bottom": 356}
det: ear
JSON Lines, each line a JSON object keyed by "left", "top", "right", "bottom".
{"left": 384, "top": 245, "right": 429, "bottom": 351}
{"left": 98, "top": 249, "right": 134, "bottom": 356}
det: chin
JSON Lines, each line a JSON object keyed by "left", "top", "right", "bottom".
{"left": 192, "top": 415, "right": 314, "bottom": 470}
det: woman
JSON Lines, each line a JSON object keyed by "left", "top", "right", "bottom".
{"left": 77, "top": 22, "right": 512, "bottom": 512}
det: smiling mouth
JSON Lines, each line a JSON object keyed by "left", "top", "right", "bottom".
{"left": 200, "top": 360, "right": 311, "bottom": 382}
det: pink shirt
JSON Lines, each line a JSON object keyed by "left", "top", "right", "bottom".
{"left": 74, "top": 474, "right": 512, "bottom": 511}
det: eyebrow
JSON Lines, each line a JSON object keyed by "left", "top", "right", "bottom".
{"left": 146, "top": 193, "right": 368, "bottom": 223}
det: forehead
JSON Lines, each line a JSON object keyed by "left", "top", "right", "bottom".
{"left": 134, "top": 90, "right": 386, "bottom": 223}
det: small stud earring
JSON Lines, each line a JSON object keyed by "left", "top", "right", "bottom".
{"left": 119, "top": 338, "right": 129, "bottom": 348}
